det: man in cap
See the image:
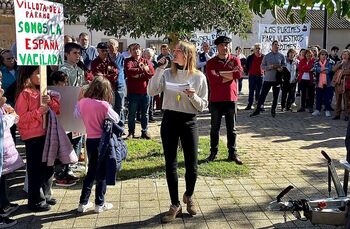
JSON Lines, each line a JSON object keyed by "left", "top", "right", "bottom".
{"left": 91, "top": 42, "right": 119, "bottom": 91}
{"left": 205, "top": 36, "right": 243, "bottom": 165}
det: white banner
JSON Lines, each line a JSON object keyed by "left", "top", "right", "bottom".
{"left": 258, "top": 23, "right": 311, "bottom": 55}
{"left": 190, "top": 31, "right": 231, "bottom": 54}
{"left": 14, "top": 0, "right": 64, "bottom": 65}
{"left": 48, "top": 86, "right": 86, "bottom": 134}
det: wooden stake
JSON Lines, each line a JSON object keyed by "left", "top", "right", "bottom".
{"left": 40, "top": 65, "right": 47, "bottom": 129}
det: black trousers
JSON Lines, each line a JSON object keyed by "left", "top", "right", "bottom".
{"left": 0, "top": 175, "right": 10, "bottom": 209}
{"left": 161, "top": 110, "right": 198, "bottom": 205}
{"left": 256, "top": 81, "right": 281, "bottom": 112}
{"left": 24, "top": 136, "right": 54, "bottom": 207}
{"left": 299, "top": 79, "right": 315, "bottom": 109}
{"left": 281, "top": 82, "right": 297, "bottom": 109}
{"left": 209, "top": 101, "right": 237, "bottom": 155}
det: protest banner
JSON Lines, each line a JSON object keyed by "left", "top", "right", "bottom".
{"left": 258, "top": 23, "right": 311, "bottom": 55}
{"left": 48, "top": 86, "right": 86, "bottom": 134}
{"left": 190, "top": 31, "right": 231, "bottom": 54}
{"left": 14, "top": 0, "right": 64, "bottom": 66}
{"left": 14, "top": 0, "right": 64, "bottom": 127}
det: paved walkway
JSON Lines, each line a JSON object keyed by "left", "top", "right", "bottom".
{"left": 8, "top": 79, "right": 349, "bottom": 228}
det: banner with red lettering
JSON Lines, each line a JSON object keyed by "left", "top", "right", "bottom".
{"left": 14, "top": 0, "right": 64, "bottom": 65}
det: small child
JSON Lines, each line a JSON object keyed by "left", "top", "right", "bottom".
{"left": 49, "top": 71, "right": 79, "bottom": 187}
{"left": 0, "top": 77, "right": 18, "bottom": 227}
{"left": 15, "top": 66, "right": 60, "bottom": 212}
{"left": 75, "top": 76, "right": 119, "bottom": 213}
{"left": 0, "top": 102, "right": 24, "bottom": 217}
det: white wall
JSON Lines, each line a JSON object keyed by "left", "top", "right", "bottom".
{"left": 64, "top": 22, "right": 165, "bottom": 51}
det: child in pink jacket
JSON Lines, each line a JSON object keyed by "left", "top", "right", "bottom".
{"left": 15, "top": 66, "right": 60, "bottom": 212}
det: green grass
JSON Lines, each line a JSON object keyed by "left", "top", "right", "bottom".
{"left": 118, "top": 137, "right": 249, "bottom": 180}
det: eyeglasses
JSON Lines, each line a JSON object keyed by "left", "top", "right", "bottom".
{"left": 101, "top": 50, "right": 108, "bottom": 53}
{"left": 6, "top": 57, "right": 14, "bottom": 60}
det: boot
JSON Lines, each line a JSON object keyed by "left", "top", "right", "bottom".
{"left": 206, "top": 152, "right": 217, "bottom": 162}
{"left": 141, "top": 131, "right": 151, "bottom": 139}
{"left": 183, "top": 193, "right": 197, "bottom": 215}
{"left": 125, "top": 132, "right": 134, "bottom": 140}
{"left": 228, "top": 154, "right": 243, "bottom": 165}
{"left": 161, "top": 204, "right": 182, "bottom": 223}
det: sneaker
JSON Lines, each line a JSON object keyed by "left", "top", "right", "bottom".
{"left": 95, "top": 203, "right": 113, "bottom": 213}
{"left": 0, "top": 203, "right": 19, "bottom": 217}
{"left": 238, "top": 91, "right": 244, "bottom": 95}
{"left": 161, "top": 205, "right": 182, "bottom": 223}
{"left": 325, "top": 111, "right": 331, "bottom": 117}
{"left": 0, "top": 217, "right": 17, "bottom": 228}
{"left": 77, "top": 202, "right": 93, "bottom": 213}
{"left": 56, "top": 178, "right": 77, "bottom": 187}
{"left": 312, "top": 110, "right": 320, "bottom": 116}
{"left": 141, "top": 131, "right": 151, "bottom": 140}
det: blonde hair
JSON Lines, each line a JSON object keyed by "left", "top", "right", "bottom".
{"left": 107, "top": 38, "right": 119, "bottom": 47}
{"left": 341, "top": 49, "right": 350, "bottom": 60}
{"left": 84, "top": 76, "right": 113, "bottom": 103}
{"left": 171, "top": 41, "right": 198, "bottom": 75}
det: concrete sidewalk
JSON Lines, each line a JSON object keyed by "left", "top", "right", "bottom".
{"left": 8, "top": 79, "right": 348, "bottom": 228}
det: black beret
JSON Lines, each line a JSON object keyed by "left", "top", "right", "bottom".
{"left": 97, "top": 42, "right": 108, "bottom": 49}
{"left": 214, "top": 36, "right": 232, "bottom": 45}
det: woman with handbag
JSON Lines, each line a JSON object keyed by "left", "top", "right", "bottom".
{"left": 333, "top": 49, "right": 350, "bottom": 120}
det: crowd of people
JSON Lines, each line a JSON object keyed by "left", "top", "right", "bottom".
{"left": 0, "top": 32, "right": 350, "bottom": 227}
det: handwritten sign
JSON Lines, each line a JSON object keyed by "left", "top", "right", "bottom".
{"left": 48, "top": 86, "right": 86, "bottom": 134}
{"left": 258, "top": 23, "right": 311, "bottom": 55}
{"left": 14, "top": 0, "right": 64, "bottom": 66}
{"left": 190, "top": 31, "right": 231, "bottom": 54}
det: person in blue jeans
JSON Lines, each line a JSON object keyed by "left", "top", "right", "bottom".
{"left": 244, "top": 43, "right": 264, "bottom": 110}
{"left": 124, "top": 43, "right": 155, "bottom": 139}
{"left": 107, "top": 39, "right": 126, "bottom": 123}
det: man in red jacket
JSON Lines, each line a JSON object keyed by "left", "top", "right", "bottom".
{"left": 124, "top": 43, "right": 155, "bottom": 139}
{"left": 205, "top": 36, "right": 243, "bottom": 165}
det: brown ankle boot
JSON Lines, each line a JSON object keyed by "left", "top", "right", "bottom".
{"left": 161, "top": 205, "right": 182, "bottom": 223}
{"left": 183, "top": 193, "right": 197, "bottom": 215}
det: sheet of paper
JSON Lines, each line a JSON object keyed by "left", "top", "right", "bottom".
{"left": 48, "top": 86, "right": 86, "bottom": 134}
{"left": 165, "top": 81, "right": 190, "bottom": 92}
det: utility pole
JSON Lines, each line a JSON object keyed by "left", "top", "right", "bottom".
{"left": 323, "top": 8, "right": 328, "bottom": 49}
